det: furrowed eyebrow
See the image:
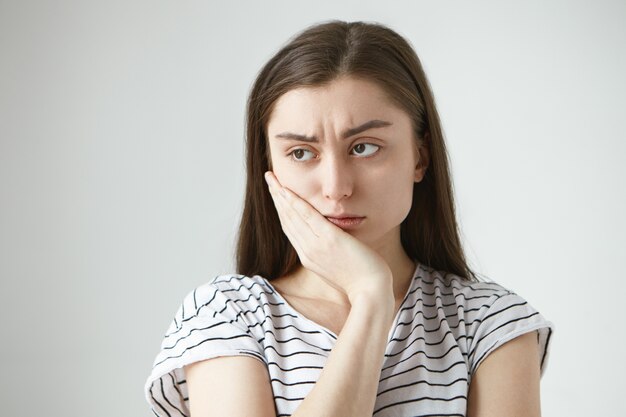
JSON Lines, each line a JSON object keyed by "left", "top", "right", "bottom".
{"left": 343, "top": 119, "right": 393, "bottom": 139}
{"left": 275, "top": 119, "right": 393, "bottom": 143}
{"left": 275, "top": 132, "right": 318, "bottom": 142}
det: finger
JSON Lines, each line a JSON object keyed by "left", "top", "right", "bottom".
{"left": 280, "top": 186, "right": 337, "bottom": 238}
{"left": 265, "top": 172, "right": 308, "bottom": 254}
{"left": 274, "top": 193, "right": 313, "bottom": 254}
{"left": 265, "top": 172, "right": 345, "bottom": 278}
{"left": 264, "top": 172, "right": 327, "bottom": 270}
{"left": 267, "top": 183, "right": 324, "bottom": 270}
{"left": 265, "top": 172, "right": 326, "bottom": 240}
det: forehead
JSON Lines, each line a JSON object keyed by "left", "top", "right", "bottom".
{"left": 267, "top": 76, "right": 408, "bottom": 133}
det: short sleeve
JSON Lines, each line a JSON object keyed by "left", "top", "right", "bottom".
{"left": 144, "top": 282, "right": 267, "bottom": 417}
{"left": 467, "top": 291, "right": 554, "bottom": 380}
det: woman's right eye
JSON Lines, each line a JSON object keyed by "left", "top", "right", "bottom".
{"left": 289, "top": 148, "right": 315, "bottom": 162}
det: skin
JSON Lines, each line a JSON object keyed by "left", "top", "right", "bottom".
{"left": 265, "top": 75, "right": 429, "bottom": 308}
{"left": 184, "top": 75, "right": 543, "bottom": 417}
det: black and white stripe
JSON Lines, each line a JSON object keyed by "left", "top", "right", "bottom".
{"left": 145, "top": 262, "right": 554, "bottom": 416}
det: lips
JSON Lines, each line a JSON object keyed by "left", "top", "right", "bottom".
{"left": 323, "top": 213, "right": 362, "bottom": 219}
{"left": 325, "top": 216, "right": 365, "bottom": 230}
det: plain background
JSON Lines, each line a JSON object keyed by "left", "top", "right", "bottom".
{"left": 1, "top": 1, "right": 624, "bottom": 416}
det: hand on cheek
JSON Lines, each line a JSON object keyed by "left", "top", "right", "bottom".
{"left": 264, "top": 171, "right": 393, "bottom": 302}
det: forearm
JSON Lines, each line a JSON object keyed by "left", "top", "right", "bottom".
{"left": 292, "top": 291, "right": 395, "bottom": 417}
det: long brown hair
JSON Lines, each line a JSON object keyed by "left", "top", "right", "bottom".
{"left": 236, "top": 20, "right": 479, "bottom": 282}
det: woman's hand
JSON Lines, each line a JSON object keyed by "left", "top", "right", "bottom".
{"left": 264, "top": 171, "right": 393, "bottom": 303}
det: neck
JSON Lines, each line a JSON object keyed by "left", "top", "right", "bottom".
{"left": 372, "top": 233, "right": 416, "bottom": 304}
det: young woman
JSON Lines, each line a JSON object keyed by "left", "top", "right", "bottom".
{"left": 145, "top": 20, "right": 554, "bottom": 417}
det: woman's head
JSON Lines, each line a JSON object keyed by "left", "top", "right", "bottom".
{"left": 266, "top": 75, "right": 427, "bottom": 257}
{"left": 236, "top": 20, "right": 478, "bottom": 282}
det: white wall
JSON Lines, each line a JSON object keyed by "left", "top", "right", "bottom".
{"left": 1, "top": 1, "right": 624, "bottom": 415}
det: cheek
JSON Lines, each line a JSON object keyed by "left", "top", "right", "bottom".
{"left": 398, "top": 181, "right": 415, "bottom": 218}
{"left": 374, "top": 179, "right": 414, "bottom": 208}
{"left": 370, "top": 168, "right": 415, "bottom": 218}
{"left": 273, "top": 165, "right": 314, "bottom": 197}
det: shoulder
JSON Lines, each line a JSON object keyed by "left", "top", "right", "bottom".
{"left": 195, "top": 273, "right": 274, "bottom": 301}
{"left": 167, "top": 273, "right": 281, "bottom": 335}
{"left": 416, "top": 262, "right": 515, "bottom": 308}
{"left": 416, "top": 263, "right": 554, "bottom": 379}
{"left": 145, "top": 273, "right": 277, "bottom": 417}
{"left": 178, "top": 273, "right": 276, "bottom": 316}
{"left": 157, "top": 273, "right": 276, "bottom": 358}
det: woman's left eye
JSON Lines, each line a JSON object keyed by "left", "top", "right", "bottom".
{"left": 351, "top": 143, "right": 380, "bottom": 157}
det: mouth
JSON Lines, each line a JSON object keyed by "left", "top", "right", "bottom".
{"left": 325, "top": 216, "right": 365, "bottom": 230}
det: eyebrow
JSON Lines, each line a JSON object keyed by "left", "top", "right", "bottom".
{"left": 275, "top": 119, "right": 393, "bottom": 143}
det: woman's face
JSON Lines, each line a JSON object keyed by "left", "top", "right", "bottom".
{"left": 266, "top": 76, "right": 428, "bottom": 249}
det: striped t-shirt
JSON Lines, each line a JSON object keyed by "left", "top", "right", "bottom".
{"left": 145, "top": 262, "right": 553, "bottom": 417}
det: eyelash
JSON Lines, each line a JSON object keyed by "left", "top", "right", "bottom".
{"left": 287, "top": 143, "right": 381, "bottom": 162}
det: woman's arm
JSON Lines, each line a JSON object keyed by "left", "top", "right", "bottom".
{"left": 467, "top": 331, "right": 542, "bottom": 417}
{"left": 186, "top": 356, "right": 277, "bottom": 417}
{"left": 291, "top": 288, "right": 395, "bottom": 417}
{"left": 185, "top": 286, "right": 394, "bottom": 417}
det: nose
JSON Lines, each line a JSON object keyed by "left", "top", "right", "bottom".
{"left": 321, "top": 154, "right": 353, "bottom": 201}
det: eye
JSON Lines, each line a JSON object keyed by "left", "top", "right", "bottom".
{"left": 351, "top": 143, "right": 380, "bottom": 157}
{"left": 288, "top": 148, "right": 316, "bottom": 162}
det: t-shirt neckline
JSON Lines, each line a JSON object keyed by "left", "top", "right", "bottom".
{"left": 259, "top": 261, "right": 421, "bottom": 343}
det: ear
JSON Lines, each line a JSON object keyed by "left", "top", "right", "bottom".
{"left": 414, "top": 133, "right": 430, "bottom": 183}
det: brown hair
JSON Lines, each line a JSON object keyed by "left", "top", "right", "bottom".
{"left": 236, "top": 20, "right": 479, "bottom": 282}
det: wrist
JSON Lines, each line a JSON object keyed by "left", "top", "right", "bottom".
{"left": 348, "top": 291, "right": 395, "bottom": 332}
{"left": 348, "top": 280, "right": 395, "bottom": 315}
